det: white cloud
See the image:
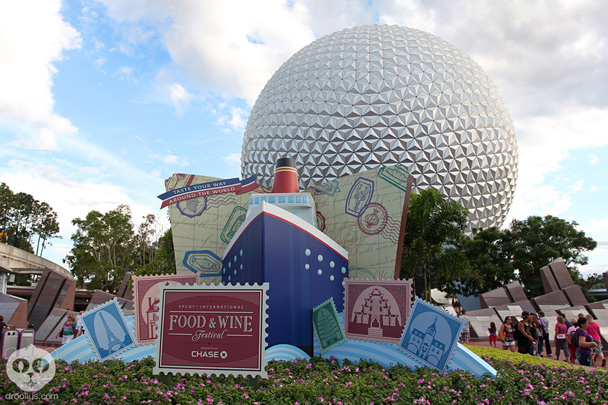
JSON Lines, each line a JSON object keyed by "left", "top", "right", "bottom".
{"left": 169, "top": 84, "right": 194, "bottom": 116}
{"left": 114, "top": 66, "right": 136, "bottom": 83}
{"left": 0, "top": 161, "right": 168, "bottom": 265}
{"left": 569, "top": 180, "right": 584, "bottom": 193}
{"left": 375, "top": 1, "right": 608, "bottom": 116}
{"left": 163, "top": 154, "right": 178, "bottom": 164}
{"left": 0, "top": 0, "right": 81, "bottom": 135}
{"left": 10, "top": 127, "right": 59, "bottom": 150}
{"left": 504, "top": 184, "right": 572, "bottom": 226}
{"left": 589, "top": 154, "right": 600, "bottom": 164}
{"left": 93, "top": 38, "right": 105, "bottom": 51}
{"left": 217, "top": 107, "right": 248, "bottom": 132}
{"left": 93, "top": 0, "right": 608, "bottom": 117}
{"left": 155, "top": 69, "right": 194, "bottom": 115}
{"left": 580, "top": 216, "right": 608, "bottom": 237}
{"left": 575, "top": 217, "right": 608, "bottom": 277}
{"left": 150, "top": 152, "right": 189, "bottom": 168}
{"left": 223, "top": 153, "right": 241, "bottom": 173}
{"left": 502, "top": 106, "right": 608, "bottom": 221}
{"left": 99, "top": 0, "right": 317, "bottom": 103}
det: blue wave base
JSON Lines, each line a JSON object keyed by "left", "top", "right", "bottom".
{"left": 53, "top": 317, "right": 495, "bottom": 379}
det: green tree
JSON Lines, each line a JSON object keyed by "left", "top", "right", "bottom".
{"left": 65, "top": 205, "right": 136, "bottom": 292}
{"left": 134, "top": 213, "right": 163, "bottom": 267}
{"left": 135, "top": 228, "right": 177, "bottom": 276}
{"left": 502, "top": 215, "right": 597, "bottom": 296}
{"left": 579, "top": 273, "right": 604, "bottom": 290}
{"left": 0, "top": 182, "right": 60, "bottom": 253}
{"left": 400, "top": 188, "right": 477, "bottom": 301}
{"left": 577, "top": 273, "right": 605, "bottom": 303}
{"left": 458, "top": 226, "right": 517, "bottom": 295}
{"left": 462, "top": 215, "right": 597, "bottom": 297}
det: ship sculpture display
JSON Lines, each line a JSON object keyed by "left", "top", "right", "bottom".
{"left": 222, "top": 158, "right": 348, "bottom": 352}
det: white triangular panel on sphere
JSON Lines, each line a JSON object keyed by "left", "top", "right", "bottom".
{"left": 241, "top": 25, "right": 518, "bottom": 232}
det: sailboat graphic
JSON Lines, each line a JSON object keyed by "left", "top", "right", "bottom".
{"left": 94, "top": 311, "right": 126, "bottom": 352}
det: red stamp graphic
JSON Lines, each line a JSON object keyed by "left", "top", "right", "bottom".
{"left": 344, "top": 279, "right": 413, "bottom": 344}
{"left": 133, "top": 274, "right": 197, "bottom": 345}
{"left": 153, "top": 283, "right": 269, "bottom": 378}
{"left": 357, "top": 202, "right": 388, "bottom": 235}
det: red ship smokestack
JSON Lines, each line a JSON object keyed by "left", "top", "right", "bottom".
{"left": 271, "top": 157, "right": 299, "bottom": 193}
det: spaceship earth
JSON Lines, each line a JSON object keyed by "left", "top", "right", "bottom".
{"left": 241, "top": 25, "right": 518, "bottom": 230}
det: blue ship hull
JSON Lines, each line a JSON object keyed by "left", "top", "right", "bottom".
{"left": 222, "top": 203, "right": 348, "bottom": 351}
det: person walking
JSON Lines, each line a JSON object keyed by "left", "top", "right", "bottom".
{"left": 76, "top": 311, "right": 86, "bottom": 337}
{"left": 539, "top": 311, "right": 552, "bottom": 356}
{"left": 574, "top": 317, "right": 597, "bottom": 366}
{"left": 56, "top": 314, "right": 77, "bottom": 345}
{"left": 531, "top": 313, "right": 541, "bottom": 356}
{"left": 0, "top": 315, "right": 7, "bottom": 348}
{"left": 554, "top": 315, "right": 568, "bottom": 361}
{"left": 517, "top": 311, "right": 536, "bottom": 356}
{"left": 567, "top": 318, "right": 578, "bottom": 363}
{"left": 488, "top": 322, "right": 498, "bottom": 348}
{"left": 557, "top": 311, "right": 571, "bottom": 328}
{"left": 459, "top": 310, "right": 471, "bottom": 343}
{"left": 585, "top": 314, "right": 606, "bottom": 367}
{"left": 499, "top": 316, "right": 517, "bottom": 352}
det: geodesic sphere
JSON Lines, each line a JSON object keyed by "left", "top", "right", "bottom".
{"left": 241, "top": 25, "right": 518, "bottom": 230}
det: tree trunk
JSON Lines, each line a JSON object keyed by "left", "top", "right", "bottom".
{"left": 423, "top": 265, "right": 429, "bottom": 302}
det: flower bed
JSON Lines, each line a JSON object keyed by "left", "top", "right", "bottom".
{"left": 1, "top": 346, "right": 606, "bottom": 404}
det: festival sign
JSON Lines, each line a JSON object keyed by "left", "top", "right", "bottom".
{"left": 153, "top": 283, "right": 269, "bottom": 378}
{"left": 343, "top": 278, "right": 413, "bottom": 344}
{"left": 132, "top": 274, "right": 198, "bottom": 345}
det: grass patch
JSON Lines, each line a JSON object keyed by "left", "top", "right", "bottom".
{"left": 464, "top": 344, "right": 599, "bottom": 370}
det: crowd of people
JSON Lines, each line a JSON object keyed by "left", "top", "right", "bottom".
{"left": 491, "top": 311, "right": 606, "bottom": 367}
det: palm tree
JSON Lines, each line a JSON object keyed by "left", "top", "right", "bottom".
{"left": 400, "top": 188, "right": 472, "bottom": 301}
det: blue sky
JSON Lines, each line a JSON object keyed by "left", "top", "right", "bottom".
{"left": 1, "top": 0, "right": 607, "bottom": 278}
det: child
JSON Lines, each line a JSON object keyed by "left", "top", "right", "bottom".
{"left": 488, "top": 321, "right": 498, "bottom": 348}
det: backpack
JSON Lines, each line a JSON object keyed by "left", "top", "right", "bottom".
{"left": 513, "top": 325, "right": 523, "bottom": 342}
{"left": 538, "top": 318, "right": 547, "bottom": 335}
{"left": 570, "top": 329, "right": 578, "bottom": 348}
{"left": 537, "top": 323, "right": 545, "bottom": 335}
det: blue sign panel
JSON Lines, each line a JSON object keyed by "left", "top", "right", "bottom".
{"left": 398, "top": 298, "right": 464, "bottom": 372}
{"left": 81, "top": 300, "right": 136, "bottom": 361}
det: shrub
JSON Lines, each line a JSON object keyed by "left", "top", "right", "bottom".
{"left": 0, "top": 352, "right": 606, "bottom": 404}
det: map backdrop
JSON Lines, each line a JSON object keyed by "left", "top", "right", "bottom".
{"left": 165, "top": 165, "right": 412, "bottom": 282}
